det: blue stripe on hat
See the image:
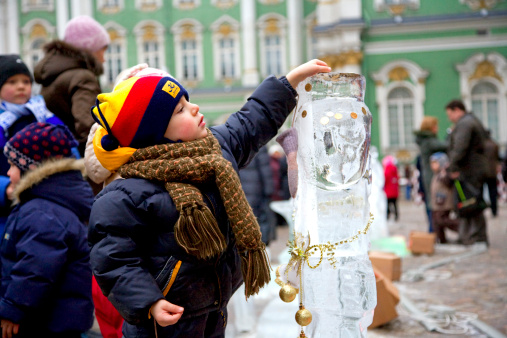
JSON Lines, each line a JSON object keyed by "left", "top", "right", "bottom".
{"left": 130, "top": 77, "right": 189, "bottom": 148}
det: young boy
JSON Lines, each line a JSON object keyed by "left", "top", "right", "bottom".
{"left": 0, "top": 54, "right": 65, "bottom": 235}
{"left": 88, "top": 59, "right": 331, "bottom": 337}
{"left": 0, "top": 122, "right": 94, "bottom": 338}
{"left": 429, "top": 152, "right": 459, "bottom": 243}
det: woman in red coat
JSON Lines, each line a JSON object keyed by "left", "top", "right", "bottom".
{"left": 382, "top": 155, "right": 399, "bottom": 221}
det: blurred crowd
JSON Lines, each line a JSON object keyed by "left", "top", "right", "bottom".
{"left": 382, "top": 102, "right": 505, "bottom": 246}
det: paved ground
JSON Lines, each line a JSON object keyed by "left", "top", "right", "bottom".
{"left": 88, "top": 199, "right": 507, "bottom": 337}
{"left": 225, "top": 199, "right": 507, "bottom": 338}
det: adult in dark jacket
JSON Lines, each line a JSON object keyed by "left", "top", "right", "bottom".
{"left": 0, "top": 123, "right": 94, "bottom": 338}
{"left": 446, "top": 100, "right": 489, "bottom": 244}
{"left": 483, "top": 131, "right": 499, "bottom": 217}
{"left": 414, "top": 116, "right": 448, "bottom": 232}
{"left": 88, "top": 60, "right": 331, "bottom": 337}
{"left": 239, "top": 145, "right": 276, "bottom": 245}
{"left": 34, "top": 15, "right": 110, "bottom": 156}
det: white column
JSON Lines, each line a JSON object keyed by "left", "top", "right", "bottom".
{"left": 0, "top": 1, "right": 7, "bottom": 54}
{"left": 241, "top": 0, "right": 259, "bottom": 87}
{"left": 287, "top": 0, "right": 303, "bottom": 70}
{"left": 56, "top": 0, "right": 69, "bottom": 39}
{"left": 4, "top": 0, "right": 20, "bottom": 53}
{"left": 71, "top": 0, "right": 93, "bottom": 17}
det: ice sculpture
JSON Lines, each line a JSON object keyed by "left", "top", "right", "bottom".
{"left": 276, "top": 73, "right": 377, "bottom": 337}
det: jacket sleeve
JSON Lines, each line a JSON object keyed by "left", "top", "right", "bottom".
{"left": 88, "top": 188, "right": 166, "bottom": 325}
{"left": 68, "top": 71, "right": 100, "bottom": 145}
{"left": 84, "top": 123, "right": 111, "bottom": 184}
{"left": 212, "top": 76, "right": 297, "bottom": 170}
{"left": 0, "top": 209, "right": 69, "bottom": 323}
{"left": 448, "top": 121, "right": 473, "bottom": 173}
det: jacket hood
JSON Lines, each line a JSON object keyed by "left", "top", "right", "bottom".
{"left": 414, "top": 130, "right": 436, "bottom": 145}
{"left": 34, "top": 40, "right": 103, "bottom": 85}
{"left": 12, "top": 158, "right": 93, "bottom": 221}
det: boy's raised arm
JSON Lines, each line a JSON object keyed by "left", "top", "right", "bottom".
{"left": 286, "top": 59, "right": 331, "bottom": 89}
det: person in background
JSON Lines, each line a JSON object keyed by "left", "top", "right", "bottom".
{"left": 230, "top": 145, "right": 276, "bottom": 337}
{"left": 445, "top": 99, "right": 489, "bottom": 245}
{"left": 88, "top": 60, "right": 331, "bottom": 337}
{"left": 0, "top": 54, "right": 65, "bottom": 236}
{"left": 269, "top": 143, "right": 290, "bottom": 226}
{"left": 429, "top": 152, "right": 459, "bottom": 243}
{"left": 383, "top": 155, "right": 399, "bottom": 221}
{"left": 483, "top": 130, "right": 499, "bottom": 217}
{"left": 34, "top": 15, "right": 110, "bottom": 156}
{"left": 239, "top": 145, "right": 276, "bottom": 246}
{"left": 0, "top": 122, "right": 94, "bottom": 338}
{"left": 414, "top": 116, "right": 448, "bottom": 232}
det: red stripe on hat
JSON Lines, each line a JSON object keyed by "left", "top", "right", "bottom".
{"left": 111, "top": 77, "right": 160, "bottom": 146}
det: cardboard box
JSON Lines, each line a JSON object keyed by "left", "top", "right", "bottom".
{"left": 369, "top": 268, "right": 399, "bottom": 329}
{"left": 369, "top": 251, "right": 402, "bottom": 281}
{"left": 408, "top": 231, "right": 436, "bottom": 255}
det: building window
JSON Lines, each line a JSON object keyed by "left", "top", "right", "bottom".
{"left": 135, "top": 0, "right": 162, "bottom": 11}
{"left": 21, "top": 19, "right": 55, "bottom": 71}
{"left": 173, "top": 0, "right": 200, "bottom": 9}
{"left": 387, "top": 87, "right": 414, "bottom": 147}
{"left": 457, "top": 52, "right": 507, "bottom": 145}
{"left": 22, "top": 0, "right": 54, "bottom": 13}
{"left": 134, "top": 21, "right": 166, "bottom": 72}
{"left": 182, "top": 40, "right": 198, "bottom": 80}
{"left": 372, "top": 60, "right": 428, "bottom": 154}
{"left": 211, "top": 16, "right": 241, "bottom": 83}
{"left": 102, "top": 23, "right": 127, "bottom": 89}
{"left": 373, "top": 0, "right": 419, "bottom": 15}
{"left": 259, "top": 0, "right": 283, "bottom": 4}
{"left": 472, "top": 82, "right": 500, "bottom": 140}
{"left": 172, "top": 20, "right": 204, "bottom": 84}
{"left": 258, "top": 15, "right": 287, "bottom": 77}
{"left": 211, "top": 0, "right": 237, "bottom": 9}
{"left": 97, "top": 0, "right": 124, "bottom": 14}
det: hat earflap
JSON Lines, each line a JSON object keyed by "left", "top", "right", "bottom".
{"left": 92, "top": 98, "right": 120, "bottom": 151}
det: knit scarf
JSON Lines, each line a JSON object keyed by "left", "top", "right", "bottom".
{"left": 118, "top": 129, "right": 271, "bottom": 297}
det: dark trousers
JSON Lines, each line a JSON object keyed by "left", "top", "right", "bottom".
{"left": 485, "top": 177, "right": 498, "bottom": 216}
{"left": 459, "top": 211, "right": 488, "bottom": 245}
{"left": 387, "top": 198, "right": 398, "bottom": 221}
{"left": 432, "top": 210, "right": 459, "bottom": 243}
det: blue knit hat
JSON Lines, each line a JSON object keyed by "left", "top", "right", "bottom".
{"left": 91, "top": 75, "right": 189, "bottom": 150}
{"left": 4, "top": 122, "right": 78, "bottom": 172}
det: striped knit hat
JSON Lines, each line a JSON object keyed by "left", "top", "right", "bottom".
{"left": 91, "top": 75, "right": 188, "bottom": 151}
{"left": 4, "top": 122, "right": 78, "bottom": 172}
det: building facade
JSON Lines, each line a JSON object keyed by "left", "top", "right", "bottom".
{"left": 1, "top": 0, "right": 506, "bottom": 162}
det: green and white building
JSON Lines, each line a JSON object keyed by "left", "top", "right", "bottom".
{"left": 1, "top": 0, "right": 506, "bottom": 161}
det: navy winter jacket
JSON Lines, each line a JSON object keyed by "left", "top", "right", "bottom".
{"left": 0, "top": 159, "right": 94, "bottom": 334}
{"left": 88, "top": 76, "right": 297, "bottom": 337}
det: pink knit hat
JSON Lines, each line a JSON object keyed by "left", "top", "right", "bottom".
{"left": 64, "top": 15, "right": 110, "bottom": 52}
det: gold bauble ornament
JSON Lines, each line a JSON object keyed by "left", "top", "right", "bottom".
{"left": 295, "top": 306, "right": 312, "bottom": 326}
{"left": 279, "top": 284, "right": 298, "bottom": 303}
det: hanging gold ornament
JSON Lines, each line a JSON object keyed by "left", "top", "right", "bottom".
{"left": 279, "top": 283, "right": 298, "bottom": 303}
{"left": 295, "top": 306, "right": 312, "bottom": 326}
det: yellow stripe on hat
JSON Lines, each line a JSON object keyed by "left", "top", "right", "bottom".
{"left": 92, "top": 76, "right": 139, "bottom": 129}
{"left": 93, "top": 125, "right": 137, "bottom": 172}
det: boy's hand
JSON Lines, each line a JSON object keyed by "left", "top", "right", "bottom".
{"left": 286, "top": 59, "right": 332, "bottom": 90}
{"left": 1, "top": 319, "right": 19, "bottom": 338}
{"left": 151, "top": 299, "right": 184, "bottom": 327}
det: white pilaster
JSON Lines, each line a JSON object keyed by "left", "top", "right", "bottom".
{"left": 241, "top": 0, "right": 259, "bottom": 87}
{"left": 287, "top": 0, "right": 303, "bottom": 69}
{"left": 56, "top": 0, "right": 69, "bottom": 39}
{"left": 71, "top": 0, "right": 93, "bottom": 17}
{"left": 4, "top": 0, "right": 20, "bottom": 53}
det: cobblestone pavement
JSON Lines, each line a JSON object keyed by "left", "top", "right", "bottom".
{"left": 225, "top": 199, "right": 507, "bottom": 338}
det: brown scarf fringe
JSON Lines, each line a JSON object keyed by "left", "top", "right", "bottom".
{"left": 118, "top": 129, "right": 270, "bottom": 297}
